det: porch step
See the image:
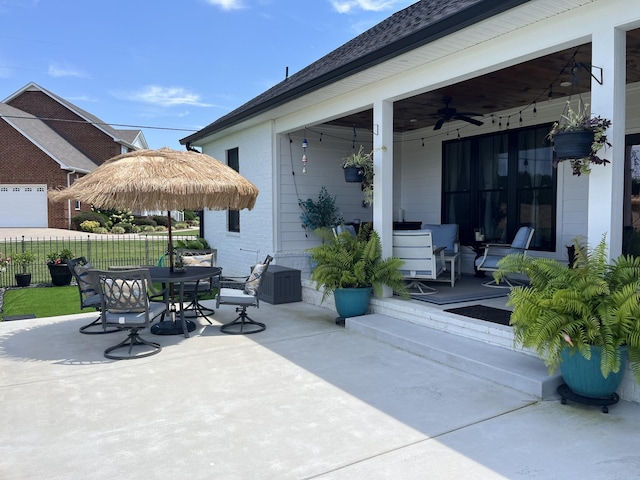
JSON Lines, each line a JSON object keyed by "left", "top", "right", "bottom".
{"left": 346, "top": 313, "right": 562, "bottom": 399}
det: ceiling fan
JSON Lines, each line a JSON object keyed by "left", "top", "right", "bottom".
{"left": 433, "top": 96, "right": 484, "bottom": 130}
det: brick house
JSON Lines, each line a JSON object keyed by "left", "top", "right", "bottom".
{"left": 0, "top": 82, "right": 146, "bottom": 228}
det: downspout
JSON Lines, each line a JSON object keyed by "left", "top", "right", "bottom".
{"left": 185, "top": 143, "right": 206, "bottom": 239}
{"left": 66, "top": 170, "right": 76, "bottom": 230}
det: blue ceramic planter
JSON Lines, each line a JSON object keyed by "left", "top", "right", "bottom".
{"left": 560, "top": 346, "right": 627, "bottom": 399}
{"left": 333, "top": 287, "right": 372, "bottom": 318}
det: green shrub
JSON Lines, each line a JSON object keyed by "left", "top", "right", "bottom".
{"left": 175, "top": 222, "right": 189, "bottom": 229}
{"left": 152, "top": 215, "right": 169, "bottom": 227}
{"left": 112, "top": 222, "right": 133, "bottom": 233}
{"left": 131, "top": 225, "right": 141, "bottom": 233}
{"left": 111, "top": 226, "right": 126, "bottom": 234}
{"left": 184, "top": 210, "right": 197, "bottom": 221}
{"left": 142, "top": 225, "right": 156, "bottom": 233}
{"left": 155, "top": 226, "right": 167, "bottom": 232}
{"left": 133, "top": 217, "right": 157, "bottom": 227}
{"left": 80, "top": 220, "right": 101, "bottom": 232}
{"left": 71, "top": 211, "right": 109, "bottom": 230}
{"left": 176, "top": 238, "right": 211, "bottom": 249}
{"left": 93, "top": 207, "right": 133, "bottom": 226}
{"left": 94, "top": 227, "right": 109, "bottom": 234}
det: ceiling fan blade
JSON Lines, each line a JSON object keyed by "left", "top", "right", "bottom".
{"left": 434, "top": 118, "right": 445, "bottom": 130}
{"left": 456, "top": 115, "right": 484, "bottom": 126}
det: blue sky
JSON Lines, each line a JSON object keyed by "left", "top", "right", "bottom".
{"left": 0, "top": 0, "right": 416, "bottom": 150}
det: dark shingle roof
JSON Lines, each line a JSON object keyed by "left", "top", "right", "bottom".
{"left": 181, "top": 0, "right": 527, "bottom": 145}
{"left": 5, "top": 82, "right": 141, "bottom": 150}
{"left": 0, "top": 102, "right": 98, "bottom": 173}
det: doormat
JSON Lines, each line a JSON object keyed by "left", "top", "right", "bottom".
{"left": 444, "top": 304, "right": 512, "bottom": 326}
{"left": 408, "top": 275, "right": 508, "bottom": 305}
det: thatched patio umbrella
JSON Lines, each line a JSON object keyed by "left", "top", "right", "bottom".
{"left": 49, "top": 147, "right": 259, "bottom": 270}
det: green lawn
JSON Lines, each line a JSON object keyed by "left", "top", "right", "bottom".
{"left": 144, "top": 229, "right": 199, "bottom": 237}
{"left": 1, "top": 286, "right": 85, "bottom": 320}
{"left": 0, "top": 284, "right": 218, "bottom": 321}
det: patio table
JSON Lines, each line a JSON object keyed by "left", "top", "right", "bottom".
{"left": 147, "top": 266, "right": 222, "bottom": 338}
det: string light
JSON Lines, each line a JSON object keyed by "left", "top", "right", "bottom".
{"left": 301, "top": 129, "right": 308, "bottom": 174}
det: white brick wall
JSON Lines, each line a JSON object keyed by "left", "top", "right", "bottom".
{"left": 200, "top": 123, "right": 274, "bottom": 277}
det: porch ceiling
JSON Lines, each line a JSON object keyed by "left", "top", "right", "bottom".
{"left": 327, "top": 29, "right": 640, "bottom": 133}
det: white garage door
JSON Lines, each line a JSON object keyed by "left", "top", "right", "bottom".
{"left": 0, "top": 185, "right": 48, "bottom": 227}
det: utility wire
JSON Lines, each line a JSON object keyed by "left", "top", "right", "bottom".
{"left": 0, "top": 113, "right": 198, "bottom": 132}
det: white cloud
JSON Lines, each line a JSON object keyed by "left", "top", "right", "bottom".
{"left": 330, "top": 0, "right": 398, "bottom": 13}
{"left": 65, "top": 94, "right": 97, "bottom": 103}
{"left": 48, "top": 63, "right": 89, "bottom": 78}
{"left": 123, "top": 85, "right": 214, "bottom": 108}
{"left": 205, "top": 0, "right": 245, "bottom": 10}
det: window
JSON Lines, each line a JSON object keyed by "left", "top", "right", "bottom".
{"left": 623, "top": 133, "right": 640, "bottom": 256}
{"left": 443, "top": 125, "right": 556, "bottom": 251}
{"left": 227, "top": 147, "right": 240, "bottom": 233}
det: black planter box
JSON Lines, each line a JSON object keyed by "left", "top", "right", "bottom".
{"left": 553, "top": 130, "right": 594, "bottom": 159}
{"left": 48, "top": 264, "right": 72, "bottom": 286}
{"left": 258, "top": 266, "right": 302, "bottom": 304}
{"left": 343, "top": 166, "right": 364, "bottom": 183}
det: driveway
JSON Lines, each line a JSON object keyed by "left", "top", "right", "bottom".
{"left": 0, "top": 228, "right": 111, "bottom": 240}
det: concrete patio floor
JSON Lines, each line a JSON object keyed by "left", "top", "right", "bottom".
{"left": 1, "top": 300, "right": 640, "bottom": 479}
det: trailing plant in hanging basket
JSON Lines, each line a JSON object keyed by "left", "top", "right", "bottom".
{"left": 547, "top": 101, "right": 612, "bottom": 176}
{"left": 342, "top": 145, "right": 374, "bottom": 204}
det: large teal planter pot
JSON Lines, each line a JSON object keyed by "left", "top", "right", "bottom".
{"left": 560, "top": 346, "right": 627, "bottom": 399}
{"left": 333, "top": 287, "right": 372, "bottom": 318}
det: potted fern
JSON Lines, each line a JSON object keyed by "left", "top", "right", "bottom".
{"left": 495, "top": 235, "right": 640, "bottom": 401}
{"left": 547, "top": 100, "right": 612, "bottom": 176}
{"left": 308, "top": 223, "right": 408, "bottom": 319}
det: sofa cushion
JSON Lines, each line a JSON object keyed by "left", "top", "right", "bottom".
{"left": 422, "top": 224, "right": 458, "bottom": 254}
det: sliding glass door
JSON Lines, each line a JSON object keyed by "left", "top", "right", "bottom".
{"left": 443, "top": 125, "right": 556, "bottom": 250}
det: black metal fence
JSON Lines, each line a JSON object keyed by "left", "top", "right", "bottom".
{"left": 0, "top": 234, "right": 193, "bottom": 287}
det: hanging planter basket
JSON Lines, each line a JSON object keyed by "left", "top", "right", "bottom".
{"left": 552, "top": 130, "right": 594, "bottom": 160}
{"left": 343, "top": 166, "right": 364, "bottom": 183}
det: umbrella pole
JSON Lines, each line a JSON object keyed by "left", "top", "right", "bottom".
{"left": 167, "top": 210, "right": 174, "bottom": 272}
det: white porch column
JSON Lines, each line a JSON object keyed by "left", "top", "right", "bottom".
{"left": 373, "top": 98, "right": 394, "bottom": 297}
{"left": 588, "top": 26, "right": 626, "bottom": 259}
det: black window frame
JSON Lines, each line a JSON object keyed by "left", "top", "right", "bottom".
{"left": 442, "top": 124, "right": 557, "bottom": 251}
{"left": 227, "top": 147, "right": 240, "bottom": 233}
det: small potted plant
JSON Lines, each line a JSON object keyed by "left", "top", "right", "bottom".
{"left": 308, "top": 223, "right": 408, "bottom": 320}
{"left": 547, "top": 100, "right": 612, "bottom": 176}
{"left": 12, "top": 251, "right": 36, "bottom": 287}
{"left": 342, "top": 145, "right": 374, "bottom": 204}
{"left": 299, "top": 186, "right": 344, "bottom": 241}
{"left": 494, "top": 234, "right": 640, "bottom": 403}
{"left": 0, "top": 252, "right": 10, "bottom": 272}
{"left": 46, "top": 248, "right": 74, "bottom": 286}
